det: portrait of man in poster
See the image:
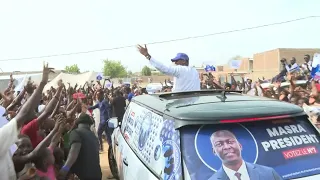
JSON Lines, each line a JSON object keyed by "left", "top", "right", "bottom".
{"left": 208, "top": 130, "right": 283, "bottom": 180}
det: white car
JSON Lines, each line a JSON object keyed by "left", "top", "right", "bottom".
{"left": 108, "top": 90, "right": 320, "bottom": 180}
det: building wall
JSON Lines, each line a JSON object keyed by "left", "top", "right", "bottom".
{"left": 239, "top": 57, "right": 250, "bottom": 71}
{"left": 251, "top": 49, "right": 279, "bottom": 80}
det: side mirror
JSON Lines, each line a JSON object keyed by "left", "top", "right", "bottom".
{"left": 108, "top": 117, "right": 119, "bottom": 128}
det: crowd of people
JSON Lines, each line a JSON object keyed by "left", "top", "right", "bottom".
{"left": 199, "top": 54, "right": 320, "bottom": 128}
{"left": 0, "top": 63, "right": 145, "bottom": 179}
{"left": 0, "top": 46, "right": 319, "bottom": 180}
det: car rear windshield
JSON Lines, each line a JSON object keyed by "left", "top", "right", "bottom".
{"left": 180, "top": 115, "right": 320, "bottom": 180}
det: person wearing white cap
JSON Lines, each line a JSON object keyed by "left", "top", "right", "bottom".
{"left": 137, "top": 44, "right": 200, "bottom": 92}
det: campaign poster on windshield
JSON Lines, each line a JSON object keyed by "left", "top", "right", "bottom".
{"left": 181, "top": 117, "right": 320, "bottom": 180}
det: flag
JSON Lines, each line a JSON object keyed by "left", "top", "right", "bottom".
{"left": 285, "top": 63, "right": 300, "bottom": 73}
{"left": 204, "top": 65, "right": 216, "bottom": 72}
{"left": 96, "top": 73, "right": 103, "bottom": 80}
{"left": 311, "top": 53, "right": 320, "bottom": 80}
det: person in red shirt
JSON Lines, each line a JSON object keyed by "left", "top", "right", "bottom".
{"left": 20, "top": 118, "right": 55, "bottom": 148}
{"left": 21, "top": 82, "right": 63, "bottom": 148}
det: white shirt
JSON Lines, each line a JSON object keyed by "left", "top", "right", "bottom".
{"left": 0, "top": 117, "right": 18, "bottom": 156}
{"left": 38, "top": 104, "right": 46, "bottom": 113}
{"left": 301, "top": 61, "right": 312, "bottom": 71}
{"left": 0, "top": 106, "right": 18, "bottom": 156}
{"left": 0, "top": 118, "right": 19, "bottom": 180}
{"left": 150, "top": 57, "right": 200, "bottom": 92}
{"left": 223, "top": 161, "right": 250, "bottom": 180}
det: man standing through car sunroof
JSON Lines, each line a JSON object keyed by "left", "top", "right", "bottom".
{"left": 137, "top": 44, "right": 200, "bottom": 92}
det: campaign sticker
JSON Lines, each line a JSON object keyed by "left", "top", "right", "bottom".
{"left": 138, "top": 112, "right": 153, "bottom": 151}
{"left": 162, "top": 140, "right": 181, "bottom": 180}
{"left": 154, "top": 145, "right": 161, "bottom": 161}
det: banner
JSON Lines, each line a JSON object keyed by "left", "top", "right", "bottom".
{"left": 204, "top": 65, "right": 216, "bottom": 72}
{"left": 96, "top": 73, "right": 103, "bottom": 80}
{"left": 229, "top": 60, "right": 242, "bottom": 69}
{"left": 181, "top": 117, "right": 320, "bottom": 180}
{"left": 14, "top": 74, "right": 28, "bottom": 93}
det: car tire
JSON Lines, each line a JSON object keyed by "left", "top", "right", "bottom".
{"left": 108, "top": 145, "right": 119, "bottom": 179}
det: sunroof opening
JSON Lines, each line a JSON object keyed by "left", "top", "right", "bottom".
{"left": 158, "top": 89, "right": 242, "bottom": 100}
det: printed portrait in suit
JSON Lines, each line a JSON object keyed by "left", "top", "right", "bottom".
{"left": 208, "top": 130, "right": 283, "bottom": 180}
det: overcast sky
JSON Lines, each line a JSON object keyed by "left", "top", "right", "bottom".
{"left": 0, "top": 0, "right": 319, "bottom": 73}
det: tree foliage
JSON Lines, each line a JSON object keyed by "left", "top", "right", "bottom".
{"left": 65, "top": 64, "right": 80, "bottom": 74}
{"left": 103, "top": 60, "right": 127, "bottom": 78}
{"left": 141, "top": 66, "right": 152, "bottom": 76}
{"left": 229, "top": 55, "right": 242, "bottom": 61}
{"left": 127, "top": 70, "right": 133, "bottom": 77}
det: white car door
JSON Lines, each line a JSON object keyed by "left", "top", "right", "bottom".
{"left": 124, "top": 146, "right": 159, "bottom": 180}
{"left": 117, "top": 102, "right": 163, "bottom": 180}
{"left": 113, "top": 127, "right": 129, "bottom": 180}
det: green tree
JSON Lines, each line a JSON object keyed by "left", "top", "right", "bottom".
{"left": 141, "top": 66, "right": 152, "bottom": 76}
{"left": 65, "top": 64, "right": 80, "bottom": 74}
{"left": 127, "top": 70, "right": 133, "bottom": 77}
{"left": 103, "top": 59, "right": 127, "bottom": 78}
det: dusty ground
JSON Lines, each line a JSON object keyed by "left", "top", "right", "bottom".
{"left": 100, "top": 142, "right": 117, "bottom": 180}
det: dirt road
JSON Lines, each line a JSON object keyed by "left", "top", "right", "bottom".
{"left": 100, "top": 142, "right": 117, "bottom": 180}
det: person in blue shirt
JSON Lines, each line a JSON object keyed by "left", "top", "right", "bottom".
{"left": 126, "top": 87, "right": 134, "bottom": 102}
{"left": 88, "top": 90, "right": 112, "bottom": 151}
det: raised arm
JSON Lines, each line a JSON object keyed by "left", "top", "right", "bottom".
{"left": 57, "top": 129, "right": 82, "bottom": 179}
{"left": 3, "top": 74, "right": 14, "bottom": 95}
{"left": 33, "top": 117, "right": 62, "bottom": 152}
{"left": 15, "top": 63, "right": 54, "bottom": 128}
{"left": 137, "top": 44, "right": 182, "bottom": 77}
{"left": 49, "top": 94, "right": 62, "bottom": 119}
{"left": 88, "top": 102, "right": 99, "bottom": 110}
{"left": 6, "top": 87, "right": 26, "bottom": 111}
{"left": 37, "top": 82, "right": 63, "bottom": 125}
{"left": 149, "top": 57, "right": 182, "bottom": 77}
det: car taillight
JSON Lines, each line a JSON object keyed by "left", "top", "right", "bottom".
{"left": 220, "top": 114, "right": 291, "bottom": 123}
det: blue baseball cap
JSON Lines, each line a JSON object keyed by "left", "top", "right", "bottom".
{"left": 171, "top": 53, "right": 189, "bottom": 62}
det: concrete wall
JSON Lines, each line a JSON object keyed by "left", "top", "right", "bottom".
{"left": 251, "top": 49, "right": 279, "bottom": 80}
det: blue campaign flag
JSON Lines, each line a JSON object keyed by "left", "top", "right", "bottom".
{"left": 96, "top": 73, "right": 103, "bottom": 80}
{"left": 311, "top": 53, "right": 320, "bottom": 80}
{"left": 311, "top": 65, "right": 320, "bottom": 77}
{"left": 204, "top": 65, "right": 216, "bottom": 72}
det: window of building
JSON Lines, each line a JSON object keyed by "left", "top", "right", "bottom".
{"left": 249, "top": 60, "right": 253, "bottom": 71}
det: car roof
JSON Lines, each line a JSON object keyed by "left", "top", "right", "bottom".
{"left": 132, "top": 90, "right": 305, "bottom": 128}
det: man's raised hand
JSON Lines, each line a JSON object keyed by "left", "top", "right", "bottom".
{"left": 137, "top": 44, "right": 149, "bottom": 57}
{"left": 42, "top": 62, "right": 55, "bottom": 84}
